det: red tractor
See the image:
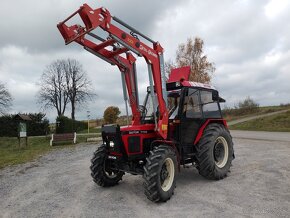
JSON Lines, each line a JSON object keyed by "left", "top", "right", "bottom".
{"left": 57, "top": 4, "right": 234, "bottom": 202}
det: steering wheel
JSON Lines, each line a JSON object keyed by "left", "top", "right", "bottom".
{"left": 138, "top": 105, "right": 147, "bottom": 118}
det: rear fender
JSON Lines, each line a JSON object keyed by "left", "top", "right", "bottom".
{"left": 194, "top": 119, "right": 228, "bottom": 145}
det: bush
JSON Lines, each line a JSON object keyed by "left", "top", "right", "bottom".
{"left": 27, "top": 113, "right": 50, "bottom": 136}
{"left": 56, "top": 116, "right": 87, "bottom": 133}
{"left": 222, "top": 97, "right": 260, "bottom": 117}
{"left": 237, "top": 96, "right": 259, "bottom": 115}
{"left": 0, "top": 113, "right": 50, "bottom": 137}
{"left": 0, "top": 115, "right": 17, "bottom": 137}
{"left": 280, "top": 103, "right": 290, "bottom": 107}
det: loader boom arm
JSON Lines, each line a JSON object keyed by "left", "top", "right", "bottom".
{"left": 57, "top": 4, "right": 168, "bottom": 138}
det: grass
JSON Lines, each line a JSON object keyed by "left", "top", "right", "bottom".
{"left": 223, "top": 105, "right": 290, "bottom": 122}
{"left": 0, "top": 137, "right": 53, "bottom": 169}
{"left": 230, "top": 110, "right": 290, "bottom": 132}
{"left": 0, "top": 133, "right": 101, "bottom": 169}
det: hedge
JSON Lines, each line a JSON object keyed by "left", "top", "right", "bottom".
{"left": 0, "top": 113, "right": 49, "bottom": 137}
{"left": 55, "top": 116, "right": 87, "bottom": 133}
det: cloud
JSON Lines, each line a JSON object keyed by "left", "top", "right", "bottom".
{"left": 0, "top": 0, "right": 189, "bottom": 53}
{"left": 0, "top": 0, "right": 290, "bottom": 122}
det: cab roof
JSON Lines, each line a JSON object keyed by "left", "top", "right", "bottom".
{"left": 180, "top": 81, "right": 216, "bottom": 90}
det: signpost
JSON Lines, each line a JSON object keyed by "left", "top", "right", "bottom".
{"left": 14, "top": 114, "right": 31, "bottom": 146}
{"left": 87, "top": 110, "right": 90, "bottom": 134}
{"left": 19, "top": 122, "right": 27, "bottom": 137}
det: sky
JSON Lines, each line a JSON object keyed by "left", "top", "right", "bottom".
{"left": 0, "top": 0, "right": 289, "bottom": 121}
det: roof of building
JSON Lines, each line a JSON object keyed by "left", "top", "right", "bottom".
{"left": 14, "top": 114, "right": 32, "bottom": 121}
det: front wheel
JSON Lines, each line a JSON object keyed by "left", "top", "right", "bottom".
{"left": 90, "top": 145, "right": 124, "bottom": 187}
{"left": 143, "top": 145, "right": 177, "bottom": 202}
{"left": 196, "top": 123, "right": 234, "bottom": 180}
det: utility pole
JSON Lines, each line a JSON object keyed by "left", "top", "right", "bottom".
{"left": 87, "top": 110, "right": 90, "bottom": 134}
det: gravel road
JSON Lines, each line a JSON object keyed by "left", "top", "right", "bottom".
{"left": 1, "top": 131, "right": 290, "bottom": 217}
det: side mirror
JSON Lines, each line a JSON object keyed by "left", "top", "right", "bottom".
{"left": 212, "top": 90, "right": 219, "bottom": 101}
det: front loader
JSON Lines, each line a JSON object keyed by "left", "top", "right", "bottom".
{"left": 57, "top": 3, "right": 234, "bottom": 202}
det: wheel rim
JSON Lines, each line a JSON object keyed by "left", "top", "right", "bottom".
{"left": 160, "top": 158, "right": 174, "bottom": 192}
{"left": 214, "top": 136, "right": 229, "bottom": 168}
{"left": 103, "top": 160, "right": 118, "bottom": 178}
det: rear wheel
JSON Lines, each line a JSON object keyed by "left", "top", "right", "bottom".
{"left": 90, "top": 145, "right": 124, "bottom": 187}
{"left": 143, "top": 145, "right": 177, "bottom": 202}
{"left": 196, "top": 123, "right": 234, "bottom": 180}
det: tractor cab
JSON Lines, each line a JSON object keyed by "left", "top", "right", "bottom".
{"left": 167, "top": 81, "right": 225, "bottom": 146}
{"left": 142, "top": 67, "right": 226, "bottom": 146}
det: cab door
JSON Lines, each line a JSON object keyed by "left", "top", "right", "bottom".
{"left": 178, "top": 88, "right": 203, "bottom": 146}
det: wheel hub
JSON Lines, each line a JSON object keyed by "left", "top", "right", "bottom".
{"left": 214, "top": 142, "right": 225, "bottom": 162}
{"left": 160, "top": 158, "right": 175, "bottom": 192}
{"left": 160, "top": 165, "right": 169, "bottom": 184}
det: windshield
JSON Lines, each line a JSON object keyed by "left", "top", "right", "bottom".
{"left": 141, "top": 89, "right": 181, "bottom": 122}
{"left": 141, "top": 92, "right": 158, "bottom": 123}
{"left": 168, "top": 90, "right": 180, "bottom": 119}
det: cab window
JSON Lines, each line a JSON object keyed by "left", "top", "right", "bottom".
{"left": 200, "top": 90, "right": 221, "bottom": 118}
{"left": 183, "top": 89, "right": 202, "bottom": 118}
{"left": 168, "top": 91, "right": 180, "bottom": 119}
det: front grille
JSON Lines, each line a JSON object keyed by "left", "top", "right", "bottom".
{"left": 128, "top": 136, "right": 141, "bottom": 153}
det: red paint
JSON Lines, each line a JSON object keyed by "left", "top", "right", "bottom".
{"left": 194, "top": 119, "right": 228, "bottom": 145}
{"left": 120, "top": 124, "right": 157, "bottom": 155}
{"left": 167, "top": 66, "right": 190, "bottom": 83}
{"left": 57, "top": 4, "right": 168, "bottom": 139}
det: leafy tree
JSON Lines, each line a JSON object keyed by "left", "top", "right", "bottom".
{"left": 103, "top": 106, "right": 121, "bottom": 124}
{"left": 0, "top": 82, "right": 12, "bottom": 115}
{"left": 167, "top": 37, "right": 215, "bottom": 83}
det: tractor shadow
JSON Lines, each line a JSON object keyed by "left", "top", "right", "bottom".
{"left": 176, "top": 166, "right": 211, "bottom": 186}
{"left": 87, "top": 167, "right": 215, "bottom": 206}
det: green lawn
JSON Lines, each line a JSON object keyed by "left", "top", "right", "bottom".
{"left": 0, "top": 137, "right": 53, "bottom": 169}
{"left": 230, "top": 110, "right": 290, "bottom": 132}
{"left": 0, "top": 134, "right": 100, "bottom": 169}
{"left": 223, "top": 105, "right": 290, "bottom": 122}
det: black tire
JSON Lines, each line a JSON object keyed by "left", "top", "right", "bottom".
{"left": 90, "top": 145, "right": 124, "bottom": 187}
{"left": 196, "top": 123, "right": 234, "bottom": 180}
{"left": 143, "top": 145, "right": 177, "bottom": 202}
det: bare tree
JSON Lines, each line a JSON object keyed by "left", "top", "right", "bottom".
{"left": 64, "top": 59, "right": 95, "bottom": 120}
{"left": 38, "top": 59, "right": 95, "bottom": 120}
{"left": 0, "top": 82, "right": 12, "bottom": 115}
{"left": 173, "top": 37, "right": 215, "bottom": 83}
{"left": 164, "top": 59, "right": 176, "bottom": 79}
{"left": 37, "top": 60, "right": 69, "bottom": 116}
